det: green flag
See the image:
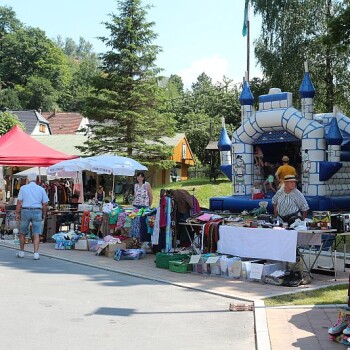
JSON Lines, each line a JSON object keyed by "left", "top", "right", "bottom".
{"left": 242, "top": 0, "right": 249, "bottom": 37}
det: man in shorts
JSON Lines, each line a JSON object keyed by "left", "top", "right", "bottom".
{"left": 15, "top": 173, "right": 49, "bottom": 260}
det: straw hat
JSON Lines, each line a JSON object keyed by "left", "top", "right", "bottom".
{"left": 282, "top": 155, "right": 289, "bottom": 162}
{"left": 284, "top": 175, "right": 297, "bottom": 182}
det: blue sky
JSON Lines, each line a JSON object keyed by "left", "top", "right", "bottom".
{"left": 1, "top": 0, "right": 262, "bottom": 88}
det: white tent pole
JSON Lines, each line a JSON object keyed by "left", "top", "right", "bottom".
{"left": 112, "top": 175, "right": 115, "bottom": 202}
{"left": 0, "top": 166, "right": 5, "bottom": 193}
{"left": 77, "top": 171, "right": 84, "bottom": 203}
{"left": 11, "top": 176, "right": 14, "bottom": 200}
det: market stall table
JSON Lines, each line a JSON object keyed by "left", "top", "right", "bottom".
{"left": 217, "top": 225, "right": 298, "bottom": 263}
{"left": 45, "top": 210, "right": 82, "bottom": 241}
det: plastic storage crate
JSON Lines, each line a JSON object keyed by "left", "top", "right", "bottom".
{"left": 169, "top": 260, "right": 191, "bottom": 273}
{"left": 155, "top": 253, "right": 190, "bottom": 269}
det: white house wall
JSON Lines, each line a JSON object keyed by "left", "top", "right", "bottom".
{"left": 77, "top": 117, "right": 90, "bottom": 134}
{"left": 31, "top": 123, "right": 51, "bottom": 135}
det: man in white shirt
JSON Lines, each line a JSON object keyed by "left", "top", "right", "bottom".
{"left": 15, "top": 173, "right": 49, "bottom": 260}
{"left": 272, "top": 175, "right": 309, "bottom": 222}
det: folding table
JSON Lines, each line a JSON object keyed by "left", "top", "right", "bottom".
{"left": 297, "top": 229, "right": 350, "bottom": 280}
{"left": 178, "top": 222, "right": 205, "bottom": 254}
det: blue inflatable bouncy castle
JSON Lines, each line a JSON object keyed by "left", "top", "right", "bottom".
{"left": 210, "top": 64, "right": 350, "bottom": 213}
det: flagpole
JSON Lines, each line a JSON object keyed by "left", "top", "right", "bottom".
{"left": 242, "top": 0, "right": 250, "bottom": 82}
{"left": 246, "top": 3, "right": 250, "bottom": 81}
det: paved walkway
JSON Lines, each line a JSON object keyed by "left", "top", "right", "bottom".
{"left": 1, "top": 240, "right": 349, "bottom": 350}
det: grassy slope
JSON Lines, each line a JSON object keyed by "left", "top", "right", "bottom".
{"left": 151, "top": 178, "right": 232, "bottom": 209}
{"left": 115, "top": 177, "right": 232, "bottom": 209}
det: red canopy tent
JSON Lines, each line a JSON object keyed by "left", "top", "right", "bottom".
{"left": 0, "top": 125, "right": 77, "bottom": 166}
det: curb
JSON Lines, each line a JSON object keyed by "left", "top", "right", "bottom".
{"left": 254, "top": 300, "right": 271, "bottom": 350}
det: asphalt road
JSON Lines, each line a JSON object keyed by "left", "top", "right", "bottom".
{"left": 0, "top": 246, "right": 255, "bottom": 350}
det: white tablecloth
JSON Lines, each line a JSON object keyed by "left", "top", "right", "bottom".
{"left": 217, "top": 226, "right": 298, "bottom": 263}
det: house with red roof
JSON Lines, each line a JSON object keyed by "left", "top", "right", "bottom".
{"left": 41, "top": 111, "right": 89, "bottom": 134}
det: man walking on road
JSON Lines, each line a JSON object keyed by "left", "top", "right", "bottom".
{"left": 15, "top": 173, "right": 49, "bottom": 260}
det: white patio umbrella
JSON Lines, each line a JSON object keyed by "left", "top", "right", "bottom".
{"left": 48, "top": 154, "right": 147, "bottom": 201}
{"left": 88, "top": 154, "right": 148, "bottom": 176}
{"left": 48, "top": 157, "right": 96, "bottom": 203}
{"left": 47, "top": 157, "right": 93, "bottom": 174}
{"left": 13, "top": 167, "right": 53, "bottom": 179}
{"left": 87, "top": 154, "right": 148, "bottom": 200}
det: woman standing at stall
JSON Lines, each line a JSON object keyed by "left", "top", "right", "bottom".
{"left": 95, "top": 185, "right": 105, "bottom": 202}
{"left": 133, "top": 171, "right": 153, "bottom": 208}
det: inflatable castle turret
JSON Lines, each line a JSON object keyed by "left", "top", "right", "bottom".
{"left": 319, "top": 108, "right": 343, "bottom": 182}
{"left": 218, "top": 117, "right": 232, "bottom": 180}
{"left": 327, "top": 108, "right": 343, "bottom": 162}
{"left": 239, "top": 73, "right": 254, "bottom": 123}
{"left": 299, "top": 61, "right": 315, "bottom": 120}
{"left": 212, "top": 62, "right": 350, "bottom": 212}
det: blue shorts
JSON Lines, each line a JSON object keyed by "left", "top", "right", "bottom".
{"left": 19, "top": 209, "right": 43, "bottom": 235}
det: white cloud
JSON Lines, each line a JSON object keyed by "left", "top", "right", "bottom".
{"left": 177, "top": 55, "right": 229, "bottom": 89}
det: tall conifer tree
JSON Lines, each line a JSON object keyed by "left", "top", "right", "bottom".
{"left": 81, "top": 0, "right": 175, "bottom": 166}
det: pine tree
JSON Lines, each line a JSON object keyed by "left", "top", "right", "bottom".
{"left": 81, "top": 0, "right": 175, "bottom": 167}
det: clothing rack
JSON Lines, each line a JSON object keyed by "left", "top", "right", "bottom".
{"left": 158, "top": 188, "right": 201, "bottom": 252}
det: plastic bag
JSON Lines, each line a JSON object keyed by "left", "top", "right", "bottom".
{"left": 114, "top": 248, "right": 146, "bottom": 261}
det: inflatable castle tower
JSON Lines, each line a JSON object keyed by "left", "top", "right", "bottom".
{"left": 212, "top": 63, "right": 350, "bottom": 212}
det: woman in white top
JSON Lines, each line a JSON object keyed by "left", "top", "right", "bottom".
{"left": 133, "top": 171, "right": 153, "bottom": 208}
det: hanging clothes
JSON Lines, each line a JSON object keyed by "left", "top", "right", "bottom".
{"left": 203, "top": 219, "right": 223, "bottom": 253}
{"left": 159, "top": 191, "right": 167, "bottom": 228}
{"left": 151, "top": 205, "right": 161, "bottom": 246}
{"left": 100, "top": 213, "right": 110, "bottom": 237}
{"left": 81, "top": 211, "right": 91, "bottom": 233}
{"left": 165, "top": 196, "right": 172, "bottom": 252}
{"left": 170, "top": 189, "right": 194, "bottom": 214}
{"left": 130, "top": 215, "right": 142, "bottom": 238}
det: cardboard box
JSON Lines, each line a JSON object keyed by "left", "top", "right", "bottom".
{"left": 226, "top": 257, "right": 241, "bottom": 278}
{"left": 96, "top": 242, "right": 108, "bottom": 256}
{"left": 262, "top": 261, "right": 286, "bottom": 279}
{"left": 249, "top": 261, "right": 286, "bottom": 281}
{"left": 205, "top": 256, "right": 221, "bottom": 276}
{"left": 74, "top": 238, "right": 89, "bottom": 251}
{"left": 106, "top": 242, "right": 126, "bottom": 258}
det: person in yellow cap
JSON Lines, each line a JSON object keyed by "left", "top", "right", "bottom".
{"left": 275, "top": 155, "right": 297, "bottom": 187}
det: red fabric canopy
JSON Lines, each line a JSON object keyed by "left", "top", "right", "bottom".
{"left": 0, "top": 125, "right": 77, "bottom": 166}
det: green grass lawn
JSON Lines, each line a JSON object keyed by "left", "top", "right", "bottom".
{"left": 264, "top": 284, "right": 349, "bottom": 306}
{"left": 151, "top": 177, "right": 232, "bottom": 209}
{"left": 115, "top": 177, "right": 232, "bottom": 209}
